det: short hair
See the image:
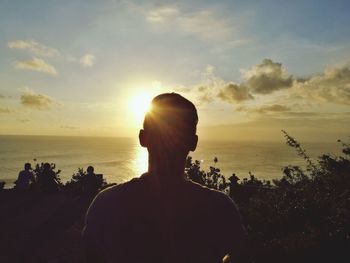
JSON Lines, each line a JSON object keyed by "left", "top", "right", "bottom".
{"left": 87, "top": 166, "right": 94, "bottom": 173}
{"left": 43, "top": 163, "right": 51, "bottom": 170}
{"left": 24, "top": 163, "right": 31, "bottom": 169}
{"left": 143, "top": 93, "right": 198, "bottom": 135}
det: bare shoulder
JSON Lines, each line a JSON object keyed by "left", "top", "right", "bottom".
{"left": 89, "top": 177, "right": 143, "bottom": 209}
{"left": 186, "top": 179, "right": 234, "bottom": 205}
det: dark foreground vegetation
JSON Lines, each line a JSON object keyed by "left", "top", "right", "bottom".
{"left": 0, "top": 131, "right": 349, "bottom": 262}
{"left": 0, "top": 166, "right": 112, "bottom": 262}
{"left": 186, "top": 131, "right": 350, "bottom": 262}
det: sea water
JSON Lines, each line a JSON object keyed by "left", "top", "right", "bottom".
{"left": 0, "top": 135, "right": 342, "bottom": 188}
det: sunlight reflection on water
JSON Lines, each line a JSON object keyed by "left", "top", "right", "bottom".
{"left": 133, "top": 146, "right": 148, "bottom": 177}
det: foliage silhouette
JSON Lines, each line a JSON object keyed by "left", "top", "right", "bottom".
{"left": 65, "top": 167, "right": 107, "bottom": 194}
{"left": 32, "top": 162, "right": 62, "bottom": 192}
{"left": 185, "top": 156, "right": 227, "bottom": 191}
{"left": 9, "top": 132, "right": 349, "bottom": 262}
{"left": 64, "top": 167, "right": 86, "bottom": 194}
{"left": 185, "top": 131, "right": 350, "bottom": 262}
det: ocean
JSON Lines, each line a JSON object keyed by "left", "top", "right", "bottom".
{"left": 0, "top": 135, "right": 342, "bottom": 188}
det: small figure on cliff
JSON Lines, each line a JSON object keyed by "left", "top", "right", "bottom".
{"left": 37, "top": 163, "right": 59, "bottom": 192}
{"left": 228, "top": 173, "right": 243, "bottom": 202}
{"left": 82, "top": 166, "right": 103, "bottom": 194}
{"left": 83, "top": 93, "right": 246, "bottom": 263}
{"left": 15, "top": 163, "right": 35, "bottom": 190}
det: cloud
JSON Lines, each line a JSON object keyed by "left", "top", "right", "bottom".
{"left": 294, "top": 64, "right": 350, "bottom": 105}
{"left": 186, "top": 59, "right": 350, "bottom": 112}
{"left": 8, "top": 40, "right": 60, "bottom": 57}
{"left": 14, "top": 58, "right": 58, "bottom": 75}
{"left": 242, "top": 59, "right": 293, "bottom": 94}
{"left": 187, "top": 65, "right": 253, "bottom": 105}
{"left": 195, "top": 86, "right": 214, "bottom": 103}
{"left": 146, "top": 6, "right": 179, "bottom": 22}
{"left": 8, "top": 39, "right": 96, "bottom": 68}
{"left": 193, "top": 59, "right": 293, "bottom": 105}
{"left": 20, "top": 88, "right": 56, "bottom": 110}
{"left": 239, "top": 104, "right": 291, "bottom": 114}
{"left": 190, "top": 65, "right": 229, "bottom": 104}
{"left": 145, "top": 6, "right": 234, "bottom": 41}
{"left": 253, "top": 104, "right": 291, "bottom": 113}
{"left": 80, "top": 54, "right": 95, "bottom": 67}
{"left": 60, "top": 125, "right": 79, "bottom": 129}
{"left": 0, "top": 107, "right": 14, "bottom": 113}
{"left": 18, "top": 119, "right": 30, "bottom": 123}
{"left": 218, "top": 83, "right": 253, "bottom": 103}
{"left": 176, "top": 10, "right": 232, "bottom": 41}
{"left": 235, "top": 104, "right": 338, "bottom": 121}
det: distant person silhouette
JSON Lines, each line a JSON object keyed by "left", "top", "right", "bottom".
{"left": 83, "top": 93, "right": 246, "bottom": 263}
{"left": 37, "top": 163, "right": 59, "bottom": 192}
{"left": 82, "top": 166, "right": 103, "bottom": 194}
{"left": 15, "top": 163, "right": 35, "bottom": 190}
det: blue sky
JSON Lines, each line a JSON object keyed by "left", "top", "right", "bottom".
{"left": 1, "top": 0, "right": 350, "bottom": 141}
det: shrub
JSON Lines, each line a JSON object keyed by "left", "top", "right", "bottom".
{"left": 185, "top": 131, "right": 350, "bottom": 262}
{"left": 65, "top": 167, "right": 107, "bottom": 194}
{"left": 185, "top": 156, "right": 228, "bottom": 192}
{"left": 32, "top": 162, "right": 62, "bottom": 191}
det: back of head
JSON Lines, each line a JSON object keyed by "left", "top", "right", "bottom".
{"left": 143, "top": 93, "right": 198, "bottom": 154}
{"left": 24, "top": 163, "right": 31, "bottom": 171}
{"left": 43, "top": 163, "right": 51, "bottom": 171}
{"left": 87, "top": 166, "right": 94, "bottom": 174}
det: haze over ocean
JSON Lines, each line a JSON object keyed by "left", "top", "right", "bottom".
{"left": 0, "top": 135, "right": 341, "bottom": 188}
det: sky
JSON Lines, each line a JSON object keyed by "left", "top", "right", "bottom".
{"left": 1, "top": 0, "right": 350, "bottom": 142}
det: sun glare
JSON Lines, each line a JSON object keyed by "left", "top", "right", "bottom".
{"left": 128, "top": 92, "right": 153, "bottom": 125}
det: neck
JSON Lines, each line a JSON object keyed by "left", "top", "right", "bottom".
{"left": 147, "top": 150, "right": 187, "bottom": 182}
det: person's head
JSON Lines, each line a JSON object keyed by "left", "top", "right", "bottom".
{"left": 43, "top": 163, "right": 51, "bottom": 171}
{"left": 139, "top": 93, "right": 198, "bottom": 158}
{"left": 24, "top": 163, "right": 31, "bottom": 171}
{"left": 87, "top": 166, "right": 94, "bottom": 175}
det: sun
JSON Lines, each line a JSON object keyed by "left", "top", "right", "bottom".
{"left": 128, "top": 92, "right": 153, "bottom": 125}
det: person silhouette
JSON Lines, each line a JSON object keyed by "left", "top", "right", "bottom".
{"left": 82, "top": 166, "right": 103, "bottom": 194}
{"left": 83, "top": 93, "right": 246, "bottom": 263}
{"left": 15, "top": 163, "right": 35, "bottom": 190}
{"left": 37, "top": 163, "right": 59, "bottom": 192}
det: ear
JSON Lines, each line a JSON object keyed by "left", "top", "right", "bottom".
{"left": 189, "top": 134, "right": 198, "bottom": 152}
{"left": 139, "top": 129, "right": 148, "bottom": 148}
